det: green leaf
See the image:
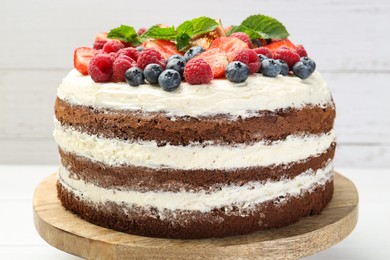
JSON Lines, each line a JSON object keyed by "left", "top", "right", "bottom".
{"left": 107, "top": 25, "right": 142, "bottom": 45}
{"left": 231, "top": 14, "right": 289, "bottom": 39}
{"left": 176, "top": 33, "right": 191, "bottom": 51}
{"left": 141, "top": 25, "right": 176, "bottom": 41}
{"left": 191, "top": 17, "right": 219, "bottom": 35}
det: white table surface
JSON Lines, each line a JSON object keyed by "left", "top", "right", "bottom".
{"left": 0, "top": 165, "right": 389, "bottom": 260}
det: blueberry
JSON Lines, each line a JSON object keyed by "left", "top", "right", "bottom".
{"left": 158, "top": 69, "right": 181, "bottom": 91}
{"left": 166, "top": 58, "right": 186, "bottom": 77}
{"left": 125, "top": 67, "right": 144, "bottom": 87}
{"left": 293, "top": 61, "right": 313, "bottom": 79}
{"left": 275, "top": 59, "right": 289, "bottom": 76}
{"left": 167, "top": 54, "right": 186, "bottom": 64}
{"left": 143, "top": 64, "right": 164, "bottom": 84}
{"left": 136, "top": 46, "right": 144, "bottom": 52}
{"left": 184, "top": 46, "right": 204, "bottom": 61}
{"left": 300, "top": 57, "right": 316, "bottom": 72}
{"left": 257, "top": 54, "right": 269, "bottom": 62}
{"left": 225, "top": 61, "right": 250, "bottom": 83}
{"left": 261, "top": 59, "right": 281, "bottom": 77}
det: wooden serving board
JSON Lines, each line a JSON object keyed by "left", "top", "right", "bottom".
{"left": 33, "top": 173, "right": 358, "bottom": 260}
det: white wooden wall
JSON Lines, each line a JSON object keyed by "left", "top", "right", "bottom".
{"left": 1, "top": 0, "right": 389, "bottom": 168}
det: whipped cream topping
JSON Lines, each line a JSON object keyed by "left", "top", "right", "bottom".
{"left": 57, "top": 69, "right": 333, "bottom": 118}
{"left": 54, "top": 120, "right": 335, "bottom": 170}
{"left": 58, "top": 161, "right": 334, "bottom": 214}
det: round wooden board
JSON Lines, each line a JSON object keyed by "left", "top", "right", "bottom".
{"left": 33, "top": 173, "right": 358, "bottom": 260}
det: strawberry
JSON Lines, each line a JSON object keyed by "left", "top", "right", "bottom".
{"left": 230, "top": 32, "right": 253, "bottom": 48}
{"left": 264, "top": 39, "right": 296, "bottom": 54}
{"left": 73, "top": 47, "right": 99, "bottom": 75}
{"left": 193, "top": 48, "right": 229, "bottom": 78}
{"left": 210, "top": 37, "right": 248, "bottom": 61}
{"left": 142, "top": 39, "right": 183, "bottom": 60}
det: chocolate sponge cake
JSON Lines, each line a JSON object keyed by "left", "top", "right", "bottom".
{"left": 54, "top": 15, "right": 336, "bottom": 239}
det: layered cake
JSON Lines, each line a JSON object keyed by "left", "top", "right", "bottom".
{"left": 55, "top": 15, "right": 336, "bottom": 239}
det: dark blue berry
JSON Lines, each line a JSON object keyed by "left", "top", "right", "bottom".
{"left": 167, "top": 54, "right": 186, "bottom": 64}
{"left": 136, "top": 46, "right": 144, "bottom": 52}
{"left": 257, "top": 54, "right": 269, "bottom": 62}
{"left": 158, "top": 69, "right": 181, "bottom": 91}
{"left": 300, "top": 57, "right": 316, "bottom": 72}
{"left": 125, "top": 67, "right": 144, "bottom": 87}
{"left": 184, "top": 46, "right": 204, "bottom": 61}
{"left": 143, "top": 64, "right": 163, "bottom": 84}
{"left": 293, "top": 61, "right": 313, "bottom": 79}
{"left": 225, "top": 61, "right": 250, "bottom": 83}
{"left": 275, "top": 59, "right": 289, "bottom": 76}
{"left": 261, "top": 59, "right": 281, "bottom": 77}
{"left": 166, "top": 58, "right": 186, "bottom": 77}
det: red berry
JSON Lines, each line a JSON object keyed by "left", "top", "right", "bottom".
{"left": 230, "top": 32, "right": 253, "bottom": 48}
{"left": 142, "top": 39, "right": 183, "bottom": 60}
{"left": 193, "top": 48, "right": 229, "bottom": 78}
{"left": 74, "top": 47, "right": 98, "bottom": 75}
{"left": 295, "top": 44, "right": 308, "bottom": 57}
{"left": 210, "top": 37, "right": 248, "bottom": 61}
{"left": 138, "top": 27, "right": 147, "bottom": 35}
{"left": 137, "top": 48, "right": 166, "bottom": 70}
{"left": 112, "top": 56, "right": 137, "bottom": 82}
{"left": 265, "top": 39, "right": 297, "bottom": 54}
{"left": 253, "top": 47, "right": 273, "bottom": 58}
{"left": 116, "top": 47, "right": 139, "bottom": 61}
{"left": 274, "top": 47, "right": 300, "bottom": 69}
{"left": 233, "top": 49, "right": 260, "bottom": 74}
{"left": 184, "top": 58, "right": 213, "bottom": 85}
{"left": 88, "top": 53, "right": 113, "bottom": 82}
{"left": 93, "top": 32, "right": 108, "bottom": 50}
{"left": 102, "top": 41, "right": 125, "bottom": 53}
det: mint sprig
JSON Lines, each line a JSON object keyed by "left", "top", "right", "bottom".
{"left": 140, "top": 25, "right": 176, "bottom": 41}
{"left": 229, "top": 14, "right": 289, "bottom": 39}
{"left": 107, "top": 25, "right": 142, "bottom": 45}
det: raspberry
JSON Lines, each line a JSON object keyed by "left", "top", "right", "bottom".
{"left": 116, "top": 47, "right": 139, "bottom": 61}
{"left": 183, "top": 58, "right": 213, "bottom": 85}
{"left": 93, "top": 40, "right": 107, "bottom": 50}
{"left": 295, "top": 44, "right": 308, "bottom": 57}
{"left": 233, "top": 49, "right": 261, "bottom": 74}
{"left": 253, "top": 47, "right": 273, "bottom": 58}
{"left": 112, "top": 56, "right": 137, "bottom": 82}
{"left": 138, "top": 27, "right": 147, "bottom": 35}
{"left": 137, "top": 48, "right": 166, "bottom": 70}
{"left": 230, "top": 32, "right": 253, "bottom": 48}
{"left": 273, "top": 47, "right": 300, "bottom": 69}
{"left": 102, "top": 40, "right": 125, "bottom": 53}
{"left": 88, "top": 53, "right": 113, "bottom": 82}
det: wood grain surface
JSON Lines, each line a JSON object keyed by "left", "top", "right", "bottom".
{"left": 33, "top": 173, "right": 358, "bottom": 260}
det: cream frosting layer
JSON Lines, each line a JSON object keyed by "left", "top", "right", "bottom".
{"left": 57, "top": 69, "right": 333, "bottom": 118}
{"left": 54, "top": 120, "right": 335, "bottom": 170}
{"left": 58, "top": 161, "right": 334, "bottom": 214}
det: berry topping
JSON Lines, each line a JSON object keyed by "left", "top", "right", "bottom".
{"left": 293, "top": 60, "right": 313, "bottom": 79}
{"left": 233, "top": 49, "right": 261, "bottom": 74}
{"left": 184, "top": 46, "right": 205, "bottom": 61}
{"left": 193, "top": 48, "right": 229, "bottom": 78}
{"left": 253, "top": 47, "right": 273, "bottom": 58}
{"left": 125, "top": 67, "right": 144, "bottom": 86}
{"left": 167, "top": 54, "right": 186, "bottom": 64}
{"left": 102, "top": 40, "right": 125, "bottom": 53}
{"left": 88, "top": 53, "right": 113, "bottom": 82}
{"left": 300, "top": 57, "right": 316, "bottom": 72}
{"left": 93, "top": 32, "right": 108, "bottom": 50}
{"left": 74, "top": 47, "right": 98, "bottom": 75}
{"left": 136, "top": 46, "right": 144, "bottom": 52}
{"left": 142, "top": 39, "right": 183, "bottom": 60}
{"left": 264, "top": 39, "right": 296, "bottom": 54}
{"left": 229, "top": 32, "right": 253, "bottom": 48}
{"left": 295, "top": 44, "right": 308, "bottom": 57}
{"left": 275, "top": 59, "right": 289, "bottom": 76}
{"left": 143, "top": 64, "right": 164, "bottom": 84}
{"left": 166, "top": 58, "right": 186, "bottom": 77}
{"left": 183, "top": 58, "right": 213, "bottom": 85}
{"left": 158, "top": 69, "right": 181, "bottom": 92}
{"left": 260, "top": 59, "right": 281, "bottom": 77}
{"left": 225, "top": 61, "right": 250, "bottom": 83}
{"left": 116, "top": 47, "right": 139, "bottom": 61}
{"left": 210, "top": 36, "right": 248, "bottom": 61}
{"left": 137, "top": 48, "right": 166, "bottom": 70}
{"left": 273, "top": 47, "right": 300, "bottom": 69}
{"left": 257, "top": 54, "right": 269, "bottom": 62}
{"left": 137, "top": 27, "right": 147, "bottom": 36}
{"left": 112, "top": 56, "right": 137, "bottom": 82}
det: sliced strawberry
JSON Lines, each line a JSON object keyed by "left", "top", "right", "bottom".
{"left": 210, "top": 37, "right": 248, "bottom": 61}
{"left": 264, "top": 39, "right": 297, "bottom": 54}
{"left": 142, "top": 39, "right": 183, "bottom": 60}
{"left": 74, "top": 47, "right": 99, "bottom": 75}
{"left": 193, "top": 48, "right": 229, "bottom": 78}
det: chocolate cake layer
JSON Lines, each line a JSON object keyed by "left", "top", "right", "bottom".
{"left": 55, "top": 98, "right": 335, "bottom": 145}
{"left": 59, "top": 143, "right": 335, "bottom": 192}
{"left": 57, "top": 180, "right": 333, "bottom": 239}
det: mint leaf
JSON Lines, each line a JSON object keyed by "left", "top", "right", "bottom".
{"left": 141, "top": 25, "right": 176, "bottom": 41}
{"left": 191, "top": 17, "right": 219, "bottom": 35}
{"left": 230, "top": 14, "right": 289, "bottom": 39}
{"left": 107, "top": 25, "right": 142, "bottom": 45}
